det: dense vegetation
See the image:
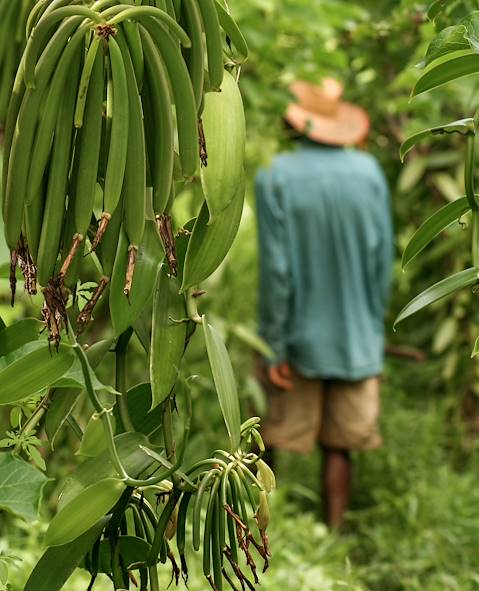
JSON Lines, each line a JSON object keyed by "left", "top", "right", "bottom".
{"left": 2, "top": 0, "right": 479, "bottom": 590}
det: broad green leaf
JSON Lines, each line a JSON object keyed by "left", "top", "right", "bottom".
{"left": 0, "top": 344, "right": 75, "bottom": 405}
{"left": 0, "top": 453, "right": 49, "bottom": 521}
{"left": 200, "top": 71, "right": 246, "bottom": 221}
{"left": 394, "top": 267, "right": 479, "bottom": 328}
{"left": 402, "top": 197, "right": 471, "bottom": 268}
{"left": 123, "top": 383, "right": 163, "bottom": 440}
{"left": 230, "top": 323, "right": 275, "bottom": 360}
{"left": 181, "top": 176, "right": 245, "bottom": 292}
{"left": 0, "top": 318, "right": 43, "bottom": 356}
{"left": 110, "top": 220, "right": 164, "bottom": 336}
{"left": 45, "top": 478, "right": 126, "bottom": 547}
{"left": 76, "top": 415, "right": 116, "bottom": 457}
{"left": 150, "top": 266, "right": 187, "bottom": 409}
{"left": 203, "top": 315, "right": 241, "bottom": 450}
{"left": 45, "top": 340, "right": 114, "bottom": 448}
{"left": 24, "top": 518, "right": 109, "bottom": 591}
{"left": 59, "top": 433, "right": 156, "bottom": 508}
{"left": 412, "top": 52, "right": 479, "bottom": 97}
{"left": 400, "top": 118, "right": 475, "bottom": 161}
{"left": 418, "top": 25, "right": 469, "bottom": 69}
{"left": 463, "top": 11, "right": 479, "bottom": 52}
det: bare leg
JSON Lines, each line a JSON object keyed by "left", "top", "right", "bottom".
{"left": 322, "top": 446, "right": 351, "bottom": 530}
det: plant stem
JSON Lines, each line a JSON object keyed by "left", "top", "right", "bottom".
{"left": 149, "top": 566, "right": 160, "bottom": 591}
{"left": 465, "top": 133, "right": 478, "bottom": 210}
{"left": 186, "top": 289, "right": 203, "bottom": 324}
{"left": 115, "top": 328, "right": 135, "bottom": 433}
{"left": 13, "top": 392, "right": 51, "bottom": 454}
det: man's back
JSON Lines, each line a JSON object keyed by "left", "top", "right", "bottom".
{"left": 256, "top": 141, "right": 393, "bottom": 380}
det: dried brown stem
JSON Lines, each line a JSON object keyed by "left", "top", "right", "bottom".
{"left": 91, "top": 213, "right": 111, "bottom": 252}
{"left": 76, "top": 276, "right": 110, "bottom": 334}
{"left": 9, "top": 250, "right": 17, "bottom": 307}
{"left": 168, "top": 551, "right": 180, "bottom": 587}
{"left": 59, "top": 233, "right": 84, "bottom": 280}
{"left": 157, "top": 214, "right": 177, "bottom": 276}
{"left": 199, "top": 118, "right": 208, "bottom": 167}
{"left": 124, "top": 246, "right": 138, "bottom": 299}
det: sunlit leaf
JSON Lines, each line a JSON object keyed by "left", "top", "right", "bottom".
{"left": 400, "top": 118, "right": 475, "bottom": 161}
{"left": 45, "top": 478, "right": 126, "bottom": 547}
{"left": 418, "top": 25, "right": 469, "bottom": 69}
{"left": 412, "top": 52, "right": 479, "bottom": 97}
{"left": 395, "top": 268, "right": 479, "bottom": 327}
{"left": 203, "top": 315, "right": 241, "bottom": 450}
{"left": 0, "top": 318, "right": 43, "bottom": 357}
{"left": 402, "top": 197, "right": 470, "bottom": 268}
{"left": 0, "top": 344, "right": 75, "bottom": 405}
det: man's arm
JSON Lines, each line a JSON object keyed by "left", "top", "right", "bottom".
{"left": 255, "top": 169, "right": 293, "bottom": 389}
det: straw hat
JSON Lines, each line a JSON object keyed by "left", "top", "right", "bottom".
{"left": 285, "top": 78, "right": 370, "bottom": 146}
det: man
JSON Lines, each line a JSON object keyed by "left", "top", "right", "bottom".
{"left": 255, "top": 78, "right": 393, "bottom": 529}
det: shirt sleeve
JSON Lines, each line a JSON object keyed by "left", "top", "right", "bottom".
{"left": 255, "top": 168, "right": 291, "bottom": 364}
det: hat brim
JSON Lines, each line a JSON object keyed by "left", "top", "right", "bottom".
{"left": 285, "top": 102, "right": 370, "bottom": 146}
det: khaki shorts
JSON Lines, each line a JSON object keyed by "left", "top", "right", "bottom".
{"left": 255, "top": 357, "right": 382, "bottom": 454}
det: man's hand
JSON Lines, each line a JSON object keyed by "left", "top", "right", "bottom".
{"left": 268, "top": 362, "right": 294, "bottom": 391}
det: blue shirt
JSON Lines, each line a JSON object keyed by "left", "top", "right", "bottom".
{"left": 255, "top": 142, "right": 393, "bottom": 380}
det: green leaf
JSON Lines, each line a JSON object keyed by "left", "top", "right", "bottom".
{"left": 181, "top": 176, "right": 245, "bottom": 292}
{"left": 123, "top": 383, "right": 163, "bottom": 440}
{"left": 0, "top": 344, "right": 75, "bottom": 405}
{"left": 150, "top": 266, "right": 187, "bottom": 409}
{"left": 418, "top": 25, "right": 469, "bottom": 69}
{"left": 395, "top": 268, "right": 479, "bottom": 328}
{"left": 59, "top": 433, "right": 156, "bottom": 509}
{"left": 402, "top": 197, "right": 471, "bottom": 268}
{"left": 400, "top": 118, "right": 475, "bottom": 161}
{"left": 24, "top": 518, "right": 109, "bottom": 591}
{"left": 427, "top": 0, "right": 448, "bottom": 21}
{"left": 463, "top": 11, "right": 479, "bottom": 52}
{"left": 0, "top": 318, "right": 43, "bottom": 357}
{"left": 110, "top": 220, "right": 164, "bottom": 336}
{"left": 45, "top": 478, "right": 126, "bottom": 547}
{"left": 0, "top": 453, "right": 49, "bottom": 521}
{"left": 76, "top": 415, "right": 116, "bottom": 458}
{"left": 412, "top": 52, "right": 479, "bottom": 97}
{"left": 203, "top": 315, "right": 241, "bottom": 450}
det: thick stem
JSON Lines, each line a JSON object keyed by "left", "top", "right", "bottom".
{"left": 115, "top": 329, "right": 135, "bottom": 433}
{"left": 149, "top": 566, "right": 160, "bottom": 591}
{"left": 186, "top": 289, "right": 203, "bottom": 324}
{"left": 465, "top": 133, "right": 478, "bottom": 211}
{"left": 473, "top": 210, "right": 479, "bottom": 267}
